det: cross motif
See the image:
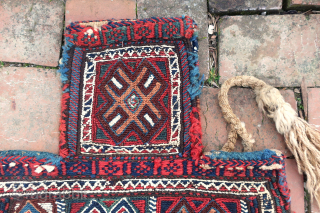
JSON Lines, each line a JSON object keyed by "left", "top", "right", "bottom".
{"left": 104, "top": 67, "right": 161, "bottom": 134}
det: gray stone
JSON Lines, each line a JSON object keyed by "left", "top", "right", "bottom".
{"left": 209, "top": 0, "right": 282, "bottom": 13}
{"left": 288, "top": 0, "right": 320, "bottom": 8}
{"left": 0, "top": 0, "right": 64, "bottom": 66}
{"left": 137, "top": 0, "right": 209, "bottom": 78}
{"left": 218, "top": 15, "right": 320, "bottom": 87}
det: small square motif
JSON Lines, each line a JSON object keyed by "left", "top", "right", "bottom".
{"left": 104, "top": 26, "right": 128, "bottom": 44}
{"left": 133, "top": 23, "right": 155, "bottom": 40}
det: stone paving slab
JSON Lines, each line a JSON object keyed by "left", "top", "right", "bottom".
{"left": 209, "top": 0, "right": 282, "bottom": 14}
{"left": 0, "top": 67, "right": 61, "bottom": 154}
{"left": 308, "top": 88, "right": 320, "bottom": 213}
{"left": 137, "top": 0, "right": 209, "bottom": 78}
{"left": 0, "top": 0, "right": 64, "bottom": 67}
{"left": 65, "top": 0, "right": 136, "bottom": 26}
{"left": 200, "top": 87, "right": 296, "bottom": 156}
{"left": 285, "top": 159, "right": 305, "bottom": 213}
{"left": 288, "top": 0, "right": 320, "bottom": 8}
{"left": 218, "top": 15, "right": 320, "bottom": 87}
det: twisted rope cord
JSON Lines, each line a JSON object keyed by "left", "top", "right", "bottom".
{"left": 217, "top": 75, "right": 320, "bottom": 208}
{"left": 218, "top": 76, "right": 267, "bottom": 152}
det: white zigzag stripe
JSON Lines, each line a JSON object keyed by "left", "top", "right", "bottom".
{"left": 80, "top": 144, "right": 179, "bottom": 155}
{"left": 56, "top": 199, "right": 66, "bottom": 213}
{"left": 149, "top": 196, "right": 157, "bottom": 213}
{"left": 0, "top": 178, "right": 268, "bottom": 194}
{"left": 240, "top": 200, "right": 249, "bottom": 213}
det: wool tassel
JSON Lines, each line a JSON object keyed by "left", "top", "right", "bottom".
{"left": 218, "top": 76, "right": 320, "bottom": 208}
{"left": 255, "top": 84, "right": 320, "bottom": 207}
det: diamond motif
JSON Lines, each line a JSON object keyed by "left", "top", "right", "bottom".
{"left": 124, "top": 90, "right": 141, "bottom": 113}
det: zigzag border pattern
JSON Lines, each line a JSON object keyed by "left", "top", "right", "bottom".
{"left": 79, "top": 44, "right": 182, "bottom": 155}
{"left": 67, "top": 48, "right": 83, "bottom": 156}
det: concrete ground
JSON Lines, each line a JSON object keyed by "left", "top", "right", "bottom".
{"left": 0, "top": 0, "right": 319, "bottom": 212}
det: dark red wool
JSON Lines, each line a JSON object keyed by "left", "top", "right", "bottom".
{"left": 190, "top": 107, "right": 203, "bottom": 164}
{"left": 59, "top": 84, "right": 70, "bottom": 158}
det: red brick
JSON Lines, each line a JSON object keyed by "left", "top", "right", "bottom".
{"left": 65, "top": 0, "right": 136, "bottom": 26}
{"left": 312, "top": 203, "right": 320, "bottom": 213}
{"left": 308, "top": 88, "right": 320, "bottom": 213}
{"left": 0, "top": 0, "right": 64, "bottom": 66}
{"left": 200, "top": 87, "right": 296, "bottom": 156}
{"left": 285, "top": 159, "right": 305, "bottom": 213}
{"left": 308, "top": 88, "right": 320, "bottom": 130}
{"left": 0, "top": 67, "right": 61, "bottom": 154}
{"left": 209, "top": 0, "right": 282, "bottom": 13}
{"left": 289, "top": 0, "right": 320, "bottom": 7}
{"left": 218, "top": 15, "right": 320, "bottom": 87}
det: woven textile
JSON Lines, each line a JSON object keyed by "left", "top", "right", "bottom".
{"left": 0, "top": 17, "right": 291, "bottom": 213}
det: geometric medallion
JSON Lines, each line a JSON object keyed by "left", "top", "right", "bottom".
{"left": 96, "top": 59, "right": 169, "bottom": 145}
{"left": 78, "top": 44, "right": 184, "bottom": 156}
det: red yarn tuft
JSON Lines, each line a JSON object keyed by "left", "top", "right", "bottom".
{"left": 184, "top": 16, "right": 196, "bottom": 39}
{"left": 190, "top": 107, "right": 203, "bottom": 164}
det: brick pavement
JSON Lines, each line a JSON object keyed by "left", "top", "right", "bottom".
{"left": 200, "top": 87, "right": 296, "bottom": 156}
{"left": 0, "top": 0, "right": 318, "bottom": 211}
{"left": 0, "top": 67, "right": 61, "bottom": 154}
{"left": 65, "top": 0, "right": 136, "bottom": 26}
{"left": 218, "top": 14, "right": 320, "bottom": 87}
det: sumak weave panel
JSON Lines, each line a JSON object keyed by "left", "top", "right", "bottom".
{"left": 0, "top": 17, "right": 291, "bottom": 213}
{"left": 76, "top": 43, "right": 187, "bottom": 157}
{"left": 61, "top": 17, "right": 196, "bottom": 159}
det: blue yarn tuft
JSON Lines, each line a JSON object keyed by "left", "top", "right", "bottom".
{"left": 206, "top": 149, "right": 278, "bottom": 161}
{"left": 185, "top": 20, "right": 203, "bottom": 100}
{"left": 57, "top": 36, "right": 73, "bottom": 83}
{"left": 0, "top": 150, "right": 63, "bottom": 166}
{"left": 187, "top": 51, "right": 204, "bottom": 100}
